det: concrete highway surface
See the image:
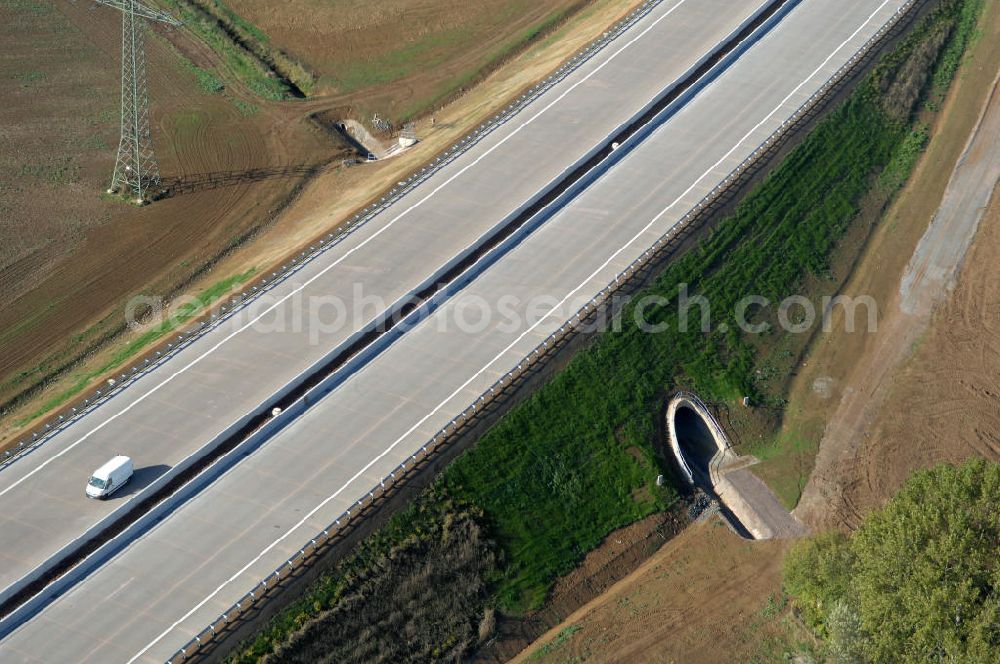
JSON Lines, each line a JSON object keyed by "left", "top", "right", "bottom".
{"left": 0, "top": 0, "right": 768, "bottom": 608}
{"left": 0, "top": 0, "right": 907, "bottom": 661}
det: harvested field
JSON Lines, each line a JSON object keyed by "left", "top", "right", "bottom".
{"left": 0, "top": 0, "right": 339, "bottom": 415}
{"left": 1, "top": 0, "right": 644, "bottom": 444}
{"left": 222, "top": 0, "right": 591, "bottom": 118}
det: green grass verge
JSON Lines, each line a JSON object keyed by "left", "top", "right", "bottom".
{"left": 16, "top": 268, "right": 255, "bottom": 425}
{"left": 753, "top": 0, "right": 986, "bottom": 508}
{"left": 184, "top": 59, "right": 226, "bottom": 95}
{"left": 186, "top": 0, "right": 315, "bottom": 96}
{"left": 224, "top": 0, "right": 984, "bottom": 658}
{"left": 161, "top": 0, "right": 292, "bottom": 100}
{"left": 528, "top": 624, "right": 584, "bottom": 661}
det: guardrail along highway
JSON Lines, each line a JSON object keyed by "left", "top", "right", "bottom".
{"left": 0, "top": 0, "right": 911, "bottom": 661}
{"left": 0, "top": 0, "right": 774, "bottom": 614}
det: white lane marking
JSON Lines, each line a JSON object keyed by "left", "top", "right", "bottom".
{"left": 127, "top": 1, "right": 896, "bottom": 660}
{"left": 0, "top": 0, "right": 695, "bottom": 499}
{"left": 107, "top": 577, "right": 134, "bottom": 601}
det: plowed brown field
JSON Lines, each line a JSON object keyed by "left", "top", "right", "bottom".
{"left": 0, "top": 0, "right": 338, "bottom": 413}
{"left": 227, "top": 0, "right": 590, "bottom": 117}
{"left": 1, "top": 0, "right": 644, "bottom": 443}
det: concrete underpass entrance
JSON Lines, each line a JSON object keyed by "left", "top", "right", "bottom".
{"left": 666, "top": 393, "right": 735, "bottom": 488}
{"left": 673, "top": 404, "right": 721, "bottom": 484}
{"left": 666, "top": 392, "right": 806, "bottom": 540}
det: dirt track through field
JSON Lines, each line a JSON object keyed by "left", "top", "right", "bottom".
{"left": 510, "top": 522, "right": 791, "bottom": 664}
{"left": 795, "top": 68, "right": 1000, "bottom": 529}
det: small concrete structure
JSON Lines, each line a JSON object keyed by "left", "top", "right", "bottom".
{"left": 666, "top": 392, "right": 805, "bottom": 540}
{"left": 399, "top": 122, "right": 419, "bottom": 148}
{"left": 666, "top": 392, "right": 737, "bottom": 486}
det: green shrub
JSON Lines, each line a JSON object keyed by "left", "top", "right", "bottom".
{"left": 932, "top": 0, "right": 984, "bottom": 89}
{"left": 783, "top": 531, "right": 855, "bottom": 636}
{"left": 193, "top": 66, "right": 224, "bottom": 94}
{"left": 853, "top": 459, "right": 1000, "bottom": 662}
{"left": 785, "top": 460, "right": 1000, "bottom": 662}
{"left": 826, "top": 598, "right": 865, "bottom": 664}
{"left": 161, "top": 0, "right": 293, "bottom": 100}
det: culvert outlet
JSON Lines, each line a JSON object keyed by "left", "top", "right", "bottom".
{"left": 666, "top": 392, "right": 735, "bottom": 488}
{"left": 665, "top": 392, "right": 806, "bottom": 541}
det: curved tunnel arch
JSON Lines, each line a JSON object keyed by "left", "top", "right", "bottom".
{"left": 666, "top": 393, "right": 733, "bottom": 487}
{"left": 665, "top": 392, "right": 806, "bottom": 541}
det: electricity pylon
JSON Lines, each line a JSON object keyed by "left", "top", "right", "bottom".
{"left": 96, "top": 1, "right": 181, "bottom": 204}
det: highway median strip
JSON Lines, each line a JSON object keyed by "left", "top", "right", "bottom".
{"left": 220, "top": 0, "right": 983, "bottom": 659}
{"left": 0, "top": 0, "right": 793, "bottom": 631}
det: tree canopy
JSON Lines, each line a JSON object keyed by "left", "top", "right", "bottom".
{"left": 785, "top": 459, "right": 1000, "bottom": 663}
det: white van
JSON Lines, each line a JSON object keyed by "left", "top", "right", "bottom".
{"left": 86, "top": 456, "right": 134, "bottom": 499}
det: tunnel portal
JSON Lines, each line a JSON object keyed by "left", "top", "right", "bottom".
{"left": 665, "top": 393, "right": 732, "bottom": 487}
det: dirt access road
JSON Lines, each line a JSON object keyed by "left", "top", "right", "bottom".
{"left": 795, "top": 72, "right": 1000, "bottom": 530}
{"left": 795, "top": 75, "right": 1000, "bottom": 529}
{"left": 511, "top": 522, "right": 795, "bottom": 664}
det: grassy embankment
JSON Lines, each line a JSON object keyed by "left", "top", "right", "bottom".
{"left": 225, "top": 0, "right": 978, "bottom": 660}
{"left": 13, "top": 268, "right": 256, "bottom": 425}
{"left": 159, "top": 0, "right": 308, "bottom": 101}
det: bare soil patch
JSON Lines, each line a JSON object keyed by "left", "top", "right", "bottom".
{"left": 509, "top": 521, "right": 802, "bottom": 664}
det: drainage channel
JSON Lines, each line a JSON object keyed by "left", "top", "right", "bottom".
{"left": 0, "top": 0, "right": 794, "bottom": 622}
